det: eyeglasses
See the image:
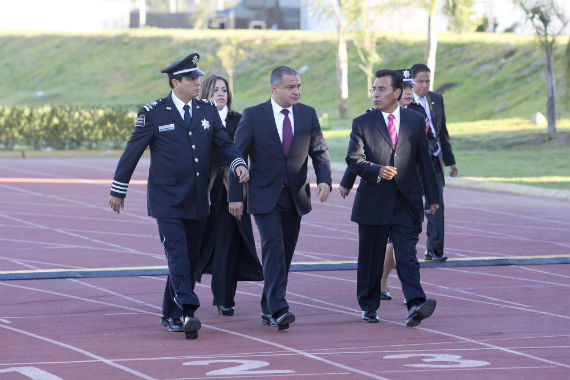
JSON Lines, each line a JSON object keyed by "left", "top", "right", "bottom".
{"left": 369, "top": 87, "right": 383, "bottom": 96}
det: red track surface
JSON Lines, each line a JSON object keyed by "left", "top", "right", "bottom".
{"left": 1, "top": 157, "right": 569, "bottom": 380}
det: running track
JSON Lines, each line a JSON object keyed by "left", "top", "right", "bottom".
{"left": 0, "top": 157, "right": 568, "bottom": 380}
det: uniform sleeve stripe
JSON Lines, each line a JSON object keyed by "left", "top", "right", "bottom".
{"left": 112, "top": 183, "right": 128, "bottom": 190}
{"left": 111, "top": 188, "right": 127, "bottom": 195}
{"left": 112, "top": 180, "right": 129, "bottom": 187}
{"left": 230, "top": 158, "right": 246, "bottom": 173}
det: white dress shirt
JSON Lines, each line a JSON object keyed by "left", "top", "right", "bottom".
{"left": 218, "top": 105, "right": 228, "bottom": 127}
{"left": 413, "top": 93, "right": 441, "bottom": 156}
{"left": 171, "top": 92, "right": 192, "bottom": 120}
{"left": 381, "top": 105, "right": 400, "bottom": 140}
{"left": 270, "top": 97, "right": 295, "bottom": 143}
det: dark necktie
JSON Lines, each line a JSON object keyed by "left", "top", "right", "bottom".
{"left": 183, "top": 104, "right": 191, "bottom": 128}
{"left": 281, "top": 109, "right": 292, "bottom": 156}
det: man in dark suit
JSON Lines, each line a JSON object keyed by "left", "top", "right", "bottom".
{"left": 346, "top": 69, "right": 440, "bottom": 327}
{"left": 108, "top": 52, "right": 249, "bottom": 339}
{"left": 228, "top": 66, "right": 332, "bottom": 330}
{"left": 411, "top": 63, "right": 458, "bottom": 262}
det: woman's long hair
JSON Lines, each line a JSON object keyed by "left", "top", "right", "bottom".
{"left": 199, "top": 75, "right": 233, "bottom": 111}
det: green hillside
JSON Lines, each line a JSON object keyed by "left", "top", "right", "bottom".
{"left": 1, "top": 29, "right": 569, "bottom": 124}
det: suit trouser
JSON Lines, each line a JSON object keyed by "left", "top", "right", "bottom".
{"left": 157, "top": 217, "right": 206, "bottom": 315}
{"left": 253, "top": 186, "right": 301, "bottom": 317}
{"left": 425, "top": 156, "right": 445, "bottom": 256}
{"left": 357, "top": 192, "right": 426, "bottom": 312}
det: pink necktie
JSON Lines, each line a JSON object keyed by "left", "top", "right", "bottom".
{"left": 387, "top": 114, "right": 397, "bottom": 147}
{"left": 281, "top": 109, "right": 292, "bottom": 156}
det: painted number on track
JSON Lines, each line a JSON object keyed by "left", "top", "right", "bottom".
{"left": 183, "top": 359, "right": 295, "bottom": 376}
{"left": 384, "top": 353, "right": 490, "bottom": 368}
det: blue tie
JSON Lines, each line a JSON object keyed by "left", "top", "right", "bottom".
{"left": 183, "top": 104, "right": 191, "bottom": 127}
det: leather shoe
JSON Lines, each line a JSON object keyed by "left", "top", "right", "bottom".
{"left": 217, "top": 305, "right": 235, "bottom": 316}
{"left": 167, "top": 317, "right": 183, "bottom": 332}
{"left": 160, "top": 315, "right": 169, "bottom": 327}
{"left": 274, "top": 310, "right": 295, "bottom": 330}
{"left": 261, "top": 313, "right": 276, "bottom": 326}
{"left": 424, "top": 250, "right": 448, "bottom": 262}
{"left": 406, "top": 298, "right": 436, "bottom": 327}
{"left": 380, "top": 291, "right": 392, "bottom": 300}
{"left": 361, "top": 310, "right": 379, "bottom": 323}
{"left": 183, "top": 315, "right": 201, "bottom": 339}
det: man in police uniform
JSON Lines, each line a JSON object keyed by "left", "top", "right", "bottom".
{"left": 108, "top": 52, "right": 249, "bottom": 340}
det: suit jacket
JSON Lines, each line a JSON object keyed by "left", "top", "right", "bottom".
{"left": 228, "top": 99, "right": 332, "bottom": 216}
{"left": 346, "top": 108, "right": 439, "bottom": 225}
{"left": 110, "top": 93, "right": 245, "bottom": 220}
{"left": 426, "top": 91, "right": 455, "bottom": 168}
{"left": 340, "top": 104, "right": 438, "bottom": 190}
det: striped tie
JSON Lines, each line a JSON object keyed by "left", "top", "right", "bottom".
{"left": 387, "top": 114, "right": 397, "bottom": 147}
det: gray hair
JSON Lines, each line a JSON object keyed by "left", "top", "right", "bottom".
{"left": 270, "top": 66, "right": 299, "bottom": 87}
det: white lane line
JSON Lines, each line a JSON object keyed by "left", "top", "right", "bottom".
{"left": 297, "top": 271, "right": 569, "bottom": 319}
{"left": 0, "top": 212, "right": 162, "bottom": 260}
{"left": 515, "top": 266, "right": 570, "bottom": 278}
{"left": 0, "top": 323, "right": 156, "bottom": 380}
{"left": 447, "top": 204, "right": 569, "bottom": 226}
{"left": 0, "top": 281, "right": 390, "bottom": 380}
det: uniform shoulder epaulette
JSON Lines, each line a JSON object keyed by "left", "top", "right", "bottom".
{"left": 196, "top": 98, "right": 217, "bottom": 107}
{"left": 366, "top": 107, "right": 375, "bottom": 112}
{"left": 141, "top": 98, "right": 165, "bottom": 113}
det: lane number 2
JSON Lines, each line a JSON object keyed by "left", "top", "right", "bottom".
{"left": 183, "top": 359, "right": 294, "bottom": 376}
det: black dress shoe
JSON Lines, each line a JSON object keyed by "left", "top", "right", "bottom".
{"left": 361, "top": 310, "right": 379, "bottom": 323}
{"left": 261, "top": 313, "right": 276, "bottom": 326}
{"left": 424, "top": 250, "right": 448, "bottom": 262}
{"left": 160, "top": 315, "right": 169, "bottom": 327}
{"left": 274, "top": 311, "right": 295, "bottom": 330}
{"left": 406, "top": 298, "right": 436, "bottom": 327}
{"left": 217, "top": 305, "right": 235, "bottom": 316}
{"left": 167, "top": 317, "right": 184, "bottom": 332}
{"left": 380, "top": 291, "right": 392, "bottom": 300}
{"left": 183, "top": 315, "right": 201, "bottom": 339}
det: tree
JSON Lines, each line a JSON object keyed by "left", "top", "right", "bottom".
{"left": 216, "top": 38, "right": 245, "bottom": 95}
{"left": 351, "top": 1, "right": 383, "bottom": 97}
{"left": 443, "top": 0, "right": 480, "bottom": 33}
{"left": 518, "top": 0, "right": 569, "bottom": 133}
{"left": 418, "top": 0, "right": 439, "bottom": 90}
{"left": 310, "top": 0, "right": 353, "bottom": 119}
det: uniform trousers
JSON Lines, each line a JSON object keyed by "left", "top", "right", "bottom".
{"left": 424, "top": 156, "right": 445, "bottom": 256}
{"left": 253, "top": 186, "right": 301, "bottom": 318}
{"left": 157, "top": 217, "right": 206, "bottom": 316}
{"left": 357, "top": 191, "right": 426, "bottom": 312}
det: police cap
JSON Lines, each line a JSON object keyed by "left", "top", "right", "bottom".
{"left": 161, "top": 52, "right": 205, "bottom": 77}
{"left": 397, "top": 68, "right": 416, "bottom": 86}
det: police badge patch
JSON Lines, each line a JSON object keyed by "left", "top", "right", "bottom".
{"left": 201, "top": 119, "right": 210, "bottom": 130}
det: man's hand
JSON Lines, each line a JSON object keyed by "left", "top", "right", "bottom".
{"left": 425, "top": 204, "right": 439, "bottom": 215}
{"left": 449, "top": 164, "right": 458, "bottom": 177}
{"left": 316, "top": 183, "right": 330, "bottom": 202}
{"left": 235, "top": 166, "right": 249, "bottom": 183}
{"left": 379, "top": 166, "right": 398, "bottom": 180}
{"left": 229, "top": 201, "right": 244, "bottom": 220}
{"left": 109, "top": 196, "right": 124, "bottom": 214}
{"left": 338, "top": 185, "right": 350, "bottom": 199}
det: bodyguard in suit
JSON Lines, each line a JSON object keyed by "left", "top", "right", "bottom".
{"left": 411, "top": 63, "right": 459, "bottom": 262}
{"left": 346, "top": 69, "right": 440, "bottom": 327}
{"left": 108, "top": 53, "right": 249, "bottom": 339}
{"left": 228, "top": 66, "right": 332, "bottom": 330}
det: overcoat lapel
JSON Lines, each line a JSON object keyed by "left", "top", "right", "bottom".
{"left": 165, "top": 94, "right": 187, "bottom": 130}
{"left": 373, "top": 110, "right": 394, "bottom": 149}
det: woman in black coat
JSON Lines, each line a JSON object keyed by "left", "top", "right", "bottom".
{"left": 195, "top": 75, "right": 263, "bottom": 316}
